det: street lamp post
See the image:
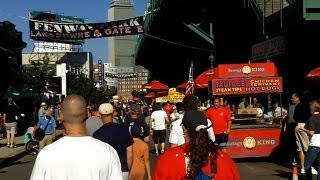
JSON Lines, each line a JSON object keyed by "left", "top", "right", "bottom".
{"left": 209, "top": 52, "right": 215, "bottom": 69}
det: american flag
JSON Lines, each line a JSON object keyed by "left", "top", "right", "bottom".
{"left": 185, "top": 61, "right": 194, "bottom": 95}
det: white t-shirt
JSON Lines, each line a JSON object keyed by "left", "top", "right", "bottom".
{"left": 30, "top": 136, "right": 123, "bottom": 180}
{"left": 170, "top": 112, "right": 181, "bottom": 122}
{"left": 151, "top": 110, "right": 167, "bottom": 130}
{"left": 310, "top": 134, "right": 320, "bottom": 147}
{"left": 169, "top": 114, "right": 215, "bottom": 146}
{"left": 274, "top": 107, "right": 287, "bottom": 118}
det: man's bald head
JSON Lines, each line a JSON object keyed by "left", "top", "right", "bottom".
{"left": 61, "top": 94, "right": 87, "bottom": 124}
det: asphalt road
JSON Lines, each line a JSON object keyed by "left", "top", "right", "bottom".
{"left": 0, "top": 152, "right": 306, "bottom": 180}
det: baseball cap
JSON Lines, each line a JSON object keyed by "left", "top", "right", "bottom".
{"left": 99, "top": 103, "right": 114, "bottom": 115}
{"left": 130, "top": 104, "right": 141, "bottom": 114}
{"left": 181, "top": 110, "right": 208, "bottom": 131}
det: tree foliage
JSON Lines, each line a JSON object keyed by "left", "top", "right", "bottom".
{"left": 131, "top": 90, "right": 144, "bottom": 98}
{"left": 22, "top": 62, "right": 60, "bottom": 94}
{"left": 70, "top": 76, "right": 117, "bottom": 104}
{"left": 23, "top": 62, "right": 118, "bottom": 105}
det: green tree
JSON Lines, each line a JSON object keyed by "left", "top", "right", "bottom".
{"left": 22, "top": 62, "right": 60, "bottom": 94}
{"left": 69, "top": 76, "right": 98, "bottom": 103}
{"left": 105, "top": 86, "right": 117, "bottom": 98}
{"left": 131, "top": 90, "right": 144, "bottom": 98}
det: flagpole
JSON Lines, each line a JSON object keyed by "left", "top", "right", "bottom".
{"left": 185, "top": 61, "right": 194, "bottom": 95}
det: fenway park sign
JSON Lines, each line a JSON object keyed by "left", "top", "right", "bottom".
{"left": 29, "top": 16, "right": 144, "bottom": 41}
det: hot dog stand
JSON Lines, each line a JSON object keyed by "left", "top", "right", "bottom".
{"left": 210, "top": 62, "right": 283, "bottom": 158}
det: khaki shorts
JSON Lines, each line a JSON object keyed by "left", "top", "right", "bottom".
{"left": 294, "top": 125, "right": 309, "bottom": 152}
{"left": 5, "top": 122, "right": 17, "bottom": 134}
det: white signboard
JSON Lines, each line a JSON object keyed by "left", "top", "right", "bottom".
{"left": 252, "top": 36, "right": 286, "bottom": 61}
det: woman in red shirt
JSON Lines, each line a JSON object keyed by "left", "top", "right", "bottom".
{"left": 153, "top": 109, "right": 240, "bottom": 180}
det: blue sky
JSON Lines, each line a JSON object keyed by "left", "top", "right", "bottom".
{"left": 0, "top": 0, "right": 147, "bottom": 63}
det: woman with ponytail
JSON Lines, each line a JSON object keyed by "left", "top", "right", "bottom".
{"left": 153, "top": 95, "right": 240, "bottom": 180}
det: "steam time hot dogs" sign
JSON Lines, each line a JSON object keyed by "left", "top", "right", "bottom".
{"left": 211, "top": 77, "right": 283, "bottom": 95}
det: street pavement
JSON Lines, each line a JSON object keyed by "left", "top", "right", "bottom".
{"left": 0, "top": 129, "right": 63, "bottom": 169}
{"left": 0, "top": 130, "right": 315, "bottom": 179}
{"left": 0, "top": 150, "right": 307, "bottom": 180}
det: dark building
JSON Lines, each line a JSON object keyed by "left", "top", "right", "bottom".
{"left": 135, "top": 0, "right": 320, "bottom": 102}
{"left": 0, "top": 21, "right": 27, "bottom": 96}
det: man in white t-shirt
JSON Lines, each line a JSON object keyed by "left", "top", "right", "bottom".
{"left": 169, "top": 95, "right": 215, "bottom": 147}
{"left": 150, "top": 104, "right": 169, "bottom": 155}
{"left": 30, "top": 95, "right": 122, "bottom": 180}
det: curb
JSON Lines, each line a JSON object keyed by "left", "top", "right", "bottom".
{"left": 0, "top": 132, "right": 64, "bottom": 169}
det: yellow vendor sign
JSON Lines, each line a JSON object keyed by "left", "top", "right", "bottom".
{"left": 156, "top": 88, "right": 185, "bottom": 103}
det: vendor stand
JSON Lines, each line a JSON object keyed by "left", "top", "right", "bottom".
{"left": 210, "top": 62, "right": 283, "bottom": 158}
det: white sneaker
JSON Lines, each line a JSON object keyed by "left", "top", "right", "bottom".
{"left": 312, "top": 167, "right": 318, "bottom": 175}
{"left": 301, "top": 168, "right": 305, "bottom": 174}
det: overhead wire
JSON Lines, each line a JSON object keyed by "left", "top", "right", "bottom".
{"left": 144, "top": 33, "right": 215, "bottom": 53}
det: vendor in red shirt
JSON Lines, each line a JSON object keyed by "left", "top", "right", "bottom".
{"left": 153, "top": 107, "right": 240, "bottom": 180}
{"left": 163, "top": 101, "right": 173, "bottom": 119}
{"left": 206, "top": 97, "right": 232, "bottom": 153}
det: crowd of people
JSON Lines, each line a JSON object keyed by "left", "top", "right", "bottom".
{"left": 2, "top": 90, "right": 320, "bottom": 180}
{"left": 25, "top": 94, "right": 242, "bottom": 180}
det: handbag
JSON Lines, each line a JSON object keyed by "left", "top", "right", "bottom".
{"left": 34, "top": 119, "right": 51, "bottom": 141}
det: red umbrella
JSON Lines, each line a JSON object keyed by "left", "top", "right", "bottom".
{"left": 142, "top": 80, "right": 168, "bottom": 90}
{"left": 195, "top": 68, "right": 217, "bottom": 87}
{"left": 144, "top": 92, "right": 155, "bottom": 98}
{"left": 306, "top": 67, "right": 320, "bottom": 84}
{"left": 176, "top": 81, "right": 205, "bottom": 89}
{"left": 306, "top": 67, "right": 320, "bottom": 78}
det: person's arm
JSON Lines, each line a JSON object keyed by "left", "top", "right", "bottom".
{"left": 225, "top": 110, "right": 232, "bottom": 134}
{"left": 225, "top": 120, "right": 232, "bottom": 134}
{"left": 302, "top": 128, "right": 315, "bottom": 136}
{"left": 52, "top": 118, "right": 57, "bottom": 139}
{"left": 126, "top": 145, "right": 133, "bottom": 171}
{"left": 34, "top": 119, "right": 41, "bottom": 132}
{"left": 3, "top": 113, "right": 6, "bottom": 123}
{"left": 144, "top": 145, "right": 151, "bottom": 180}
{"left": 165, "top": 116, "right": 169, "bottom": 124}
{"left": 301, "top": 116, "right": 315, "bottom": 136}
{"left": 169, "top": 123, "right": 179, "bottom": 147}
{"left": 143, "top": 120, "right": 150, "bottom": 143}
{"left": 149, "top": 116, "right": 154, "bottom": 136}
{"left": 13, "top": 101, "right": 20, "bottom": 109}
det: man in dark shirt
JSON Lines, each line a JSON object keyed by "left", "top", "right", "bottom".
{"left": 123, "top": 109, "right": 150, "bottom": 143}
{"left": 93, "top": 103, "right": 133, "bottom": 180}
{"left": 3, "top": 97, "right": 19, "bottom": 148}
{"left": 292, "top": 92, "right": 311, "bottom": 173}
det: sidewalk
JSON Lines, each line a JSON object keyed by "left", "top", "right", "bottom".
{"left": 0, "top": 129, "right": 63, "bottom": 169}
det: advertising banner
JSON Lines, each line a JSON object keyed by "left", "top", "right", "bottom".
{"left": 217, "top": 62, "right": 278, "bottom": 78}
{"left": 29, "top": 16, "right": 144, "bottom": 42}
{"left": 228, "top": 128, "right": 281, "bottom": 158}
{"left": 29, "top": 11, "right": 85, "bottom": 44}
{"left": 211, "top": 77, "right": 283, "bottom": 95}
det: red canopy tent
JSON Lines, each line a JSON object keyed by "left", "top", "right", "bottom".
{"left": 306, "top": 67, "right": 320, "bottom": 79}
{"left": 195, "top": 68, "right": 217, "bottom": 87}
{"left": 142, "top": 80, "right": 169, "bottom": 90}
{"left": 176, "top": 81, "right": 205, "bottom": 89}
{"left": 144, "top": 92, "right": 155, "bottom": 98}
{"left": 306, "top": 66, "right": 320, "bottom": 84}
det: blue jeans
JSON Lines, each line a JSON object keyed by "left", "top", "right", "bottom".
{"left": 305, "top": 146, "right": 320, "bottom": 180}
